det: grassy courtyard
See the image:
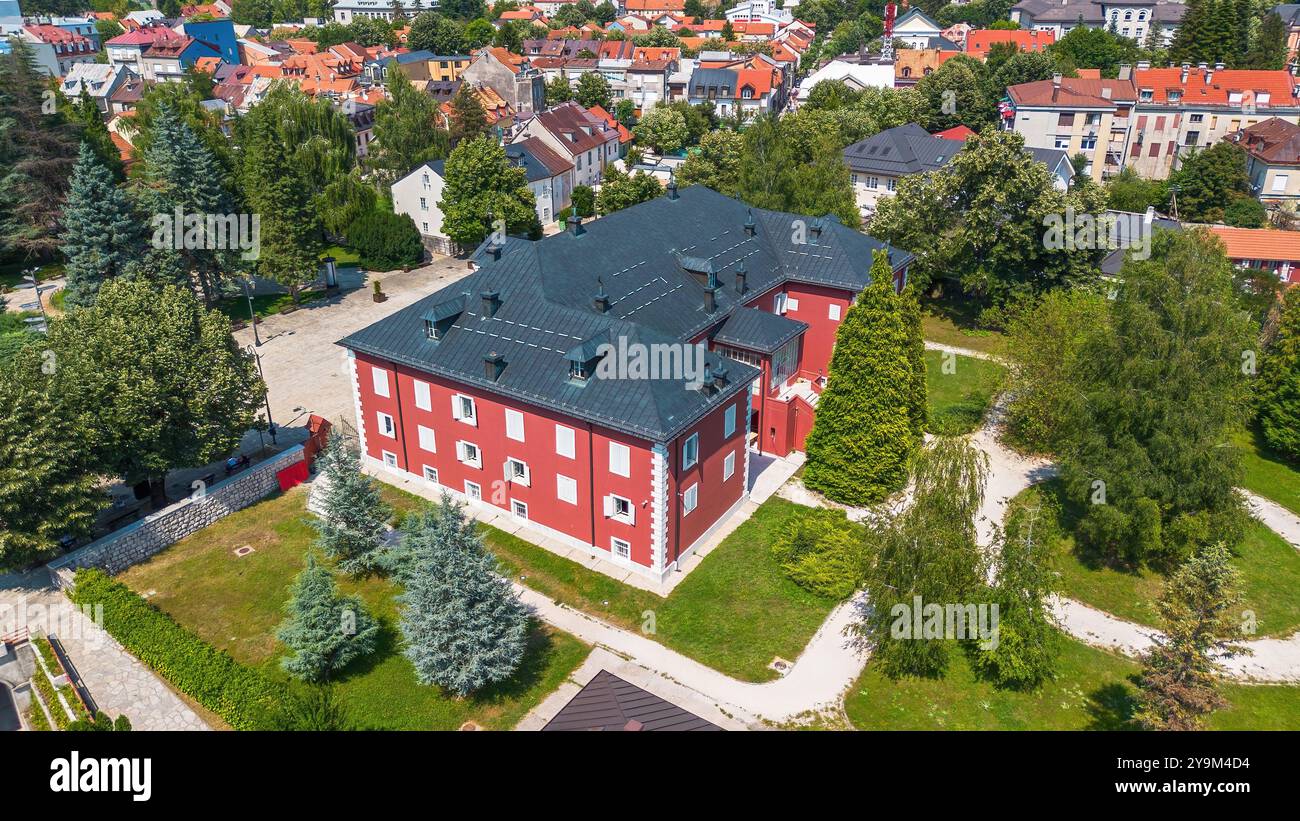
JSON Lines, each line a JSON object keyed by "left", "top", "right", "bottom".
{"left": 116, "top": 488, "right": 588, "bottom": 730}
{"left": 1016, "top": 483, "right": 1300, "bottom": 637}
{"left": 382, "top": 487, "right": 839, "bottom": 682}
{"left": 923, "top": 349, "right": 1005, "bottom": 435}
{"left": 844, "top": 631, "right": 1300, "bottom": 730}
{"left": 1235, "top": 427, "right": 1300, "bottom": 516}
{"left": 920, "top": 293, "right": 1006, "bottom": 356}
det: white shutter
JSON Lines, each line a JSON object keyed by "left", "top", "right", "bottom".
{"left": 414, "top": 380, "right": 431, "bottom": 411}
{"left": 625, "top": 504, "right": 635, "bottom": 525}
{"left": 556, "top": 425, "right": 575, "bottom": 458}
{"left": 456, "top": 441, "right": 466, "bottom": 461}
{"left": 609, "top": 442, "right": 630, "bottom": 477}
{"left": 451, "top": 395, "right": 463, "bottom": 420}
{"left": 506, "top": 409, "right": 525, "bottom": 442}
{"left": 371, "top": 367, "right": 389, "bottom": 397}
{"left": 503, "top": 460, "right": 512, "bottom": 481}
{"left": 786, "top": 297, "right": 799, "bottom": 311}
{"left": 603, "top": 495, "right": 614, "bottom": 517}
{"left": 418, "top": 425, "right": 436, "bottom": 453}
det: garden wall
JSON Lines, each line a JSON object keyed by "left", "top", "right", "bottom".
{"left": 47, "top": 446, "right": 306, "bottom": 589}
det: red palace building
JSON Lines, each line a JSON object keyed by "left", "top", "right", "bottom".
{"left": 339, "top": 184, "right": 911, "bottom": 581}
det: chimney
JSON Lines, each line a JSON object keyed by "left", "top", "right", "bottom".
{"left": 567, "top": 213, "right": 585, "bottom": 236}
{"left": 699, "top": 363, "right": 716, "bottom": 394}
{"left": 712, "top": 363, "right": 728, "bottom": 389}
{"left": 744, "top": 208, "right": 756, "bottom": 236}
{"left": 735, "top": 258, "right": 747, "bottom": 293}
{"left": 1137, "top": 60, "right": 1150, "bottom": 70}
{"left": 666, "top": 177, "right": 679, "bottom": 200}
{"left": 704, "top": 283, "right": 718, "bottom": 314}
{"left": 485, "top": 241, "right": 503, "bottom": 261}
{"left": 481, "top": 290, "right": 500, "bottom": 318}
{"left": 1180, "top": 63, "right": 1190, "bottom": 83}
{"left": 1052, "top": 72, "right": 1062, "bottom": 86}
{"left": 483, "top": 352, "right": 505, "bottom": 381}
{"left": 1206, "top": 64, "right": 1217, "bottom": 84}
{"left": 1117, "top": 63, "right": 1131, "bottom": 81}
{"left": 593, "top": 277, "right": 609, "bottom": 313}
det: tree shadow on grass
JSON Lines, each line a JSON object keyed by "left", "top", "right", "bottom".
{"left": 465, "top": 621, "right": 557, "bottom": 708}
{"left": 1083, "top": 678, "right": 1141, "bottom": 731}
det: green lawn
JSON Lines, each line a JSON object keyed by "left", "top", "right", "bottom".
{"left": 924, "top": 349, "right": 1005, "bottom": 435}
{"left": 0, "top": 260, "right": 62, "bottom": 291}
{"left": 320, "top": 245, "right": 362, "bottom": 267}
{"left": 116, "top": 489, "right": 589, "bottom": 730}
{"left": 1022, "top": 483, "right": 1300, "bottom": 637}
{"left": 845, "top": 631, "right": 1300, "bottom": 730}
{"left": 920, "top": 293, "right": 1006, "bottom": 355}
{"left": 215, "top": 287, "right": 333, "bottom": 323}
{"left": 1235, "top": 427, "right": 1300, "bottom": 516}
{"left": 382, "top": 488, "right": 838, "bottom": 682}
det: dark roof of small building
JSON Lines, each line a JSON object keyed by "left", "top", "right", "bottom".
{"left": 843, "top": 123, "right": 965, "bottom": 176}
{"left": 713, "top": 305, "right": 808, "bottom": 354}
{"left": 542, "top": 670, "right": 722, "bottom": 731}
{"left": 506, "top": 137, "right": 574, "bottom": 182}
{"left": 688, "top": 66, "right": 737, "bottom": 94}
{"left": 1099, "top": 209, "right": 1182, "bottom": 276}
{"left": 338, "top": 185, "right": 910, "bottom": 441}
{"left": 1273, "top": 4, "right": 1300, "bottom": 25}
{"left": 1027, "top": 145, "right": 1072, "bottom": 173}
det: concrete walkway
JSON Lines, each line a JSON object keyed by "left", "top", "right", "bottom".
{"left": 0, "top": 569, "right": 208, "bottom": 730}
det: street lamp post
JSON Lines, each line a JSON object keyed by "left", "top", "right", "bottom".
{"left": 22, "top": 268, "right": 50, "bottom": 333}
{"left": 241, "top": 278, "right": 261, "bottom": 347}
{"left": 247, "top": 344, "right": 277, "bottom": 447}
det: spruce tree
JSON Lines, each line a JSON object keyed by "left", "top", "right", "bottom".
{"left": 804, "top": 250, "right": 919, "bottom": 505}
{"left": 1258, "top": 286, "right": 1300, "bottom": 459}
{"left": 448, "top": 83, "right": 488, "bottom": 146}
{"left": 1244, "top": 12, "right": 1289, "bottom": 70}
{"left": 310, "top": 436, "right": 393, "bottom": 576}
{"left": 60, "top": 142, "right": 142, "bottom": 309}
{"left": 397, "top": 497, "right": 530, "bottom": 696}
{"left": 1135, "top": 542, "right": 1246, "bottom": 730}
{"left": 277, "top": 553, "right": 380, "bottom": 683}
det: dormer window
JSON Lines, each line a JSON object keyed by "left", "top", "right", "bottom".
{"left": 569, "top": 360, "right": 590, "bottom": 381}
{"left": 1168, "top": 90, "right": 1181, "bottom": 102}
{"left": 1140, "top": 88, "right": 1153, "bottom": 101}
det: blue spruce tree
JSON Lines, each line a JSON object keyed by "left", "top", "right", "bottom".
{"left": 61, "top": 142, "right": 142, "bottom": 308}
{"left": 277, "top": 553, "right": 380, "bottom": 683}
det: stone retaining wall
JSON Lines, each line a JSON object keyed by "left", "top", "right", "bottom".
{"left": 47, "top": 446, "right": 306, "bottom": 589}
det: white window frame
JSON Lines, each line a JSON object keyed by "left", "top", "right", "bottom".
{"left": 603, "top": 493, "right": 635, "bottom": 525}
{"left": 376, "top": 411, "right": 396, "bottom": 438}
{"left": 422, "top": 465, "right": 438, "bottom": 483}
{"left": 611, "top": 536, "right": 631, "bottom": 562}
{"left": 382, "top": 450, "right": 398, "bottom": 467}
{"left": 724, "top": 404, "right": 737, "bottom": 438}
{"left": 511, "top": 499, "right": 528, "bottom": 519}
{"left": 683, "top": 482, "right": 698, "bottom": 514}
{"left": 465, "top": 480, "right": 482, "bottom": 500}
{"left": 457, "top": 440, "right": 482, "bottom": 469}
{"left": 505, "top": 408, "right": 525, "bottom": 442}
{"left": 556, "top": 473, "right": 578, "bottom": 504}
{"left": 829, "top": 303, "right": 842, "bottom": 321}
{"left": 417, "top": 425, "right": 436, "bottom": 453}
{"left": 556, "top": 424, "right": 576, "bottom": 459}
{"left": 505, "top": 457, "right": 531, "bottom": 486}
{"left": 773, "top": 293, "right": 788, "bottom": 315}
{"left": 371, "top": 367, "right": 390, "bottom": 398}
{"left": 609, "top": 441, "right": 630, "bottom": 477}
{"left": 451, "top": 394, "right": 477, "bottom": 426}
{"left": 413, "top": 379, "right": 431, "bottom": 411}
{"left": 723, "top": 450, "right": 736, "bottom": 481}
{"left": 682, "top": 433, "right": 699, "bottom": 470}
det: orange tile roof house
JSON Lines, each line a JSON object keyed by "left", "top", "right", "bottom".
{"left": 1225, "top": 117, "right": 1300, "bottom": 205}
{"left": 1127, "top": 66, "right": 1300, "bottom": 179}
{"left": 1206, "top": 225, "right": 1300, "bottom": 281}
{"left": 624, "top": 0, "right": 685, "bottom": 12}
{"left": 965, "top": 28, "right": 1055, "bottom": 59}
{"left": 1003, "top": 74, "right": 1138, "bottom": 181}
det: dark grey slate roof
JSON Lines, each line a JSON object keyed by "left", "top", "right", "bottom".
{"left": 1274, "top": 4, "right": 1300, "bottom": 24}
{"left": 688, "top": 67, "right": 737, "bottom": 95}
{"left": 713, "top": 305, "right": 808, "bottom": 354}
{"left": 1099, "top": 209, "right": 1182, "bottom": 276}
{"left": 843, "top": 123, "right": 965, "bottom": 176}
{"left": 504, "top": 141, "right": 558, "bottom": 183}
{"left": 1027, "top": 146, "right": 1072, "bottom": 175}
{"left": 542, "top": 670, "right": 722, "bottom": 731}
{"left": 339, "top": 185, "right": 911, "bottom": 441}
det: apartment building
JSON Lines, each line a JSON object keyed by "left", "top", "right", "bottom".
{"left": 1003, "top": 73, "right": 1137, "bottom": 181}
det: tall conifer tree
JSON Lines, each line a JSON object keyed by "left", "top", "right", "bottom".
{"left": 61, "top": 142, "right": 142, "bottom": 308}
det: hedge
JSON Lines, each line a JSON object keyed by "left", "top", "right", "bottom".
{"left": 69, "top": 568, "right": 284, "bottom": 730}
{"left": 344, "top": 210, "right": 424, "bottom": 272}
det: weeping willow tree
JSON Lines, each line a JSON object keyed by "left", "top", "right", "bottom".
{"left": 233, "top": 82, "right": 360, "bottom": 242}
{"left": 861, "top": 437, "right": 989, "bottom": 679}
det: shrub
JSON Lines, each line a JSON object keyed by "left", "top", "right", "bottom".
{"left": 770, "top": 508, "right": 866, "bottom": 599}
{"left": 345, "top": 210, "right": 424, "bottom": 271}
{"left": 69, "top": 568, "right": 283, "bottom": 730}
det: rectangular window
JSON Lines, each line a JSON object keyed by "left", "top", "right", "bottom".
{"left": 556, "top": 474, "right": 577, "bottom": 504}
{"left": 611, "top": 537, "right": 631, "bottom": 561}
{"left": 382, "top": 450, "right": 397, "bottom": 467}
{"left": 457, "top": 441, "right": 482, "bottom": 468}
{"left": 682, "top": 433, "right": 699, "bottom": 470}
{"left": 376, "top": 412, "right": 395, "bottom": 438}
{"left": 556, "top": 424, "right": 576, "bottom": 458}
{"left": 785, "top": 297, "right": 800, "bottom": 311}
{"left": 724, "top": 404, "right": 737, "bottom": 438}
{"left": 505, "top": 457, "right": 530, "bottom": 486}
{"left": 422, "top": 465, "right": 438, "bottom": 483}
{"left": 866, "top": 176, "right": 879, "bottom": 189}
{"left": 413, "top": 379, "right": 431, "bottom": 411}
{"left": 724, "top": 450, "right": 736, "bottom": 481}
{"left": 604, "top": 493, "right": 635, "bottom": 524}
{"left": 1272, "top": 174, "right": 1289, "bottom": 193}
{"left": 511, "top": 499, "right": 528, "bottom": 519}
{"left": 372, "top": 367, "right": 390, "bottom": 397}
{"left": 828, "top": 303, "right": 841, "bottom": 320}
{"left": 773, "top": 293, "right": 788, "bottom": 314}
{"left": 465, "top": 480, "right": 481, "bottom": 500}
{"left": 770, "top": 338, "right": 799, "bottom": 389}
{"left": 683, "top": 483, "right": 698, "bottom": 514}
{"left": 419, "top": 197, "right": 427, "bottom": 210}
{"left": 417, "top": 425, "right": 436, "bottom": 453}
{"left": 609, "top": 441, "right": 630, "bottom": 477}
{"left": 505, "top": 408, "right": 525, "bottom": 442}
{"left": 452, "top": 394, "right": 476, "bottom": 425}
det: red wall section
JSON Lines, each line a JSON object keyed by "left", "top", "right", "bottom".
{"left": 781, "top": 283, "right": 853, "bottom": 382}
{"left": 665, "top": 392, "right": 747, "bottom": 563}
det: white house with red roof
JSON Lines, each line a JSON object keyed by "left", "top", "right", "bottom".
{"left": 20, "top": 24, "right": 97, "bottom": 76}
{"left": 509, "top": 101, "right": 622, "bottom": 186}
